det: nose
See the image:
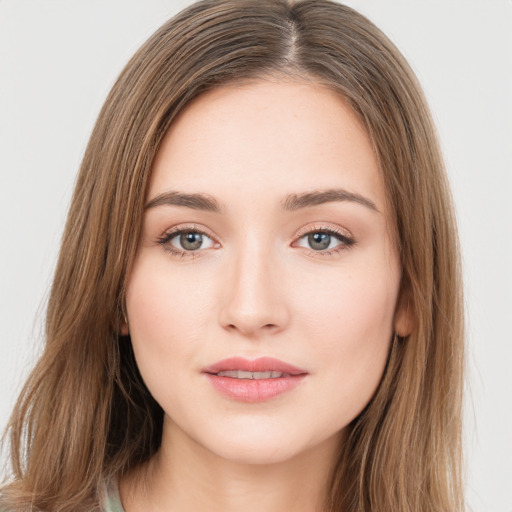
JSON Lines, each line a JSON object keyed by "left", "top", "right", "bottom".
{"left": 218, "top": 241, "right": 290, "bottom": 338}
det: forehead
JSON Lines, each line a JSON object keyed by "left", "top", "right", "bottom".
{"left": 149, "top": 79, "right": 385, "bottom": 214}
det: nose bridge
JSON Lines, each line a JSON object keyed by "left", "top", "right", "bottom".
{"left": 219, "top": 234, "right": 288, "bottom": 336}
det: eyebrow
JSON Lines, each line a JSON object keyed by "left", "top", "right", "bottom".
{"left": 145, "top": 188, "right": 378, "bottom": 214}
{"left": 145, "top": 191, "right": 223, "bottom": 212}
{"left": 281, "top": 189, "right": 379, "bottom": 213}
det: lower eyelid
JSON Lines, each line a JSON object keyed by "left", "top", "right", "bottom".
{"left": 297, "top": 237, "right": 351, "bottom": 251}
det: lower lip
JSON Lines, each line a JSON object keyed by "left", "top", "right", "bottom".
{"left": 205, "top": 374, "right": 306, "bottom": 403}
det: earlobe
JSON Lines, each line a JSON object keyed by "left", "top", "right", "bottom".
{"left": 393, "top": 288, "right": 415, "bottom": 338}
{"left": 120, "top": 310, "right": 130, "bottom": 336}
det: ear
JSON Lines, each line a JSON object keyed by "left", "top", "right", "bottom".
{"left": 118, "top": 302, "right": 130, "bottom": 335}
{"left": 393, "top": 285, "right": 415, "bottom": 338}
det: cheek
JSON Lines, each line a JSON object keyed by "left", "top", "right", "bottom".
{"left": 125, "top": 258, "right": 213, "bottom": 366}
{"left": 297, "top": 261, "right": 399, "bottom": 349}
{"left": 124, "top": 257, "right": 220, "bottom": 416}
{"left": 294, "top": 255, "right": 399, "bottom": 411}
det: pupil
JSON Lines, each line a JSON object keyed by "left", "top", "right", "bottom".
{"left": 180, "top": 232, "right": 203, "bottom": 250}
{"left": 308, "top": 232, "right": 330, "bottom": 250}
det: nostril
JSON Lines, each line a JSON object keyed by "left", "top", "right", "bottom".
{"left": 224, "top": 322, "right": 279, "bottom": 336}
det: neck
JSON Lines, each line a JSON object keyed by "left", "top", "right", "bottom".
{"left": 120, "top": 416, "right": 342, "bottom": 512}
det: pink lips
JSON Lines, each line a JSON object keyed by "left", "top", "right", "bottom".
{"left": 202, "top": 357, "right": 308, "bottom": 403}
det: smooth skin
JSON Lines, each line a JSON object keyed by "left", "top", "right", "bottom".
{"left": 121, "top": 79, "right": 410, "bottom": 512}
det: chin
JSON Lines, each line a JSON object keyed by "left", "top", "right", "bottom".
{"left": 187, "top": 417, "right": 342, "bottom": 467}
{"left": 207, "top": 438, "right": 308, "bottom": 466}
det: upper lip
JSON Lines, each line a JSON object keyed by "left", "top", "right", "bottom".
{"left": 202, "top": 357, "right": 308, "bottom": 376}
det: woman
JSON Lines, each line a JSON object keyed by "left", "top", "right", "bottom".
{"left": 0, "top": 0, "right": 464, "bottom": 511}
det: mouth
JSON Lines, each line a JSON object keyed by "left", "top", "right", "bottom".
{"left": 202, "top": 357, "right": 308, "bottom": 403}
{"left": 213, "top": 370, "right": 290, "bottom": 379}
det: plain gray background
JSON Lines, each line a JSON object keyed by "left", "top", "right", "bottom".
{"left": 1, "top": 1, "right": 511, "bottom": 510}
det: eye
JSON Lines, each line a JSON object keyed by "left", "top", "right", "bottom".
{"left": 158, "top": 228, "right": 215, "bottom": 255}
{"left": 172, "top": 231, "right": 214, "bottom": 251}
{"left": 295, "top": 228, "right": 355, "bottom": 253}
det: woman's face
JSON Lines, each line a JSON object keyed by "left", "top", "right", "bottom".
{"left": 125, "top": 80, "right": 406, "bottom": 465}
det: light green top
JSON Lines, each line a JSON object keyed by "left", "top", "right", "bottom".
{"left": 100, "top": 480, "right": 125, "bottom": 512}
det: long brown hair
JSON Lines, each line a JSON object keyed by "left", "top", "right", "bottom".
{"left": 1, "top": 1, "right": 464, "bottom": 510}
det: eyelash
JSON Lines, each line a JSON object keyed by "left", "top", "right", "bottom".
{"left": 156, "top": 224, "right": 356, "bottom": 259}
